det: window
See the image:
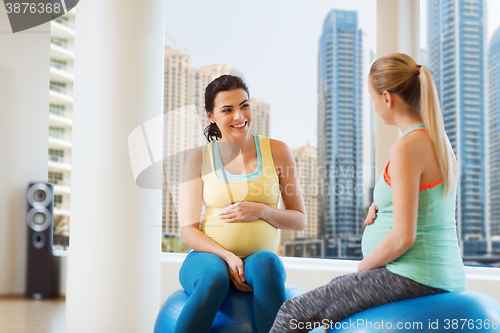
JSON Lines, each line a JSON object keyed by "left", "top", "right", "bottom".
{"left": 49, "top": 103, "right": 65, "bottom": 116}
{"left": 49, "top": 148, "right": 64, "bottom": 163}
{"left": 50, "top": 37, "right": 68, "bottom": 49}
{"left": 50, "top": 59, "right": 67, "bottom": 70}
{"left": 48, "top": 171, "right": 63, "bottom": 185}
{"left": 50, "top": 81, "right": 66, "bottom": 93}
{"left": 421, "top": 0, "right": 500, "bottom": 267}
{"left": 54, "top": 194, "right": 63, "bottom": 206}
{"left": 55, "top": 16, "right": 70, "bottom": 28}
{"left": 163, "top": 0, "right": 376, "bottom": 256}
{"left": 49, "top": 126, "right": 65, "bottom": 140}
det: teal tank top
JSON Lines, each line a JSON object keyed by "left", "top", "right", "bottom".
{"left": 213, "top": 134, "right": 262, "bottom": 182}
{"left": 361, "top": 124, "right": 466, "bottom": 292}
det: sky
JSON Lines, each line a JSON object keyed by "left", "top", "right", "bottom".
{"left": 487, "top": 0, "right": 500, "bottom": 40}
{"left": 164, "top": 0, "right": 376, "bottom": 149}
{"left": 165, "top": 0, "right": 500, "bottom": 150}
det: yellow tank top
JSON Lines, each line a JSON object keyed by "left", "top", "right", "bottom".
{"left": 201, "top": 134, "right": 280, "bottom": 258}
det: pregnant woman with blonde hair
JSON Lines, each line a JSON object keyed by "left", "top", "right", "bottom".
{"left": 176, "top": 74, "right": 306, "bottom": 333}
{"left": 269, "top": 53, "right": 466, "bottom": 332}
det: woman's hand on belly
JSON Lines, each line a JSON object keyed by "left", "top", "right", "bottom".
{"left": 224, "top": 251, "right": 253, "bottom": 292}
{"left": 364, "top": 202, "right": 379, "bottom": 226}
{"left": 218, "top": 201, "right": 264, "bottom": 223}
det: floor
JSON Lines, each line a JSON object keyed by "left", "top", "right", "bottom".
{"left": 0, "top": 296, "right": 65, "bottom": 333}
{"left": 0, "top": 297, "right": 328, "bottom": 333}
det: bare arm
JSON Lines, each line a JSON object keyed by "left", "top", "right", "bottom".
{"left": 258, "top": 204, "right": 305, "bottom": 231}
{"left": 217, "top": 139, "right": 307, "bottom": 231}
{"left": 179, "top": 148, "right": 229, "bottom": 257}
{"left": 261, "top": 139, "right": 306, "bottom": 231}
{"left": 358, "top": 140, "right": 420, "bottom": 272}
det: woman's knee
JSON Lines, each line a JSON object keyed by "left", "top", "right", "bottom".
{"left": 245, "top": 250, "right": 286, "bottom": 282}
{"left": 201, "top": 266, "right": 230, "bottom": 291}
{"left": 180, "top": 252, "right": 230, "bottom": 293}
{"left": 250, "top": 250, "right": 284, "bottom": 270}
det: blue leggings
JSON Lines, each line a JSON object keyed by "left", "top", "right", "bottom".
{"left": 174, "top": 250, "right": 287, "bottom": 333}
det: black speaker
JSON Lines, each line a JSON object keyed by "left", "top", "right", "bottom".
{"left": 26, "top": 182, "right": 56, "bottom": 299}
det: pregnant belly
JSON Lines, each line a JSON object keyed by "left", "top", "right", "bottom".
{"left": 202, "top": 218, "right": 279, "bottom": 258}
{"left": 361, "top": 216, "right": 393, "bottom": 257}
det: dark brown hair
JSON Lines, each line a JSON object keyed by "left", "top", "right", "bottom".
{"left": 204, "top": 75, "right": 250, "bottom": 142}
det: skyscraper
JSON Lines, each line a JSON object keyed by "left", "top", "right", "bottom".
{"left": 279, "top": 143, "right": 319, "bottom": 254}
{"left": 249, "top": 98, "right": 271, "bottom": 137}
{"left": 427, "top": 0, "right": 487, "bottom": 256}
{"left": 48, "top": 9, "right": 77, "bottom": 250}
{"left": 294, "top": 144, "right": 319, "bottom": 240}
{"left": 163, "top": 47, "right": 205, "bottom": 239}
{"left": 317, "top": 10, "right": 364, "bottom": 258}
{"left": 488, "top": 26, "right": 500, "bottom": 255}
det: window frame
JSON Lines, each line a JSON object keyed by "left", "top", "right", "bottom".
{"left": 50, "top": 0, "right": 500, "bottom": 299}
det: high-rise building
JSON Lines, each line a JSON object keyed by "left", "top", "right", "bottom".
{"left": 163, "top": 47, "right": 201, "bottom": 239}
{"left": 317, "top": 10, "right": 364, "bottom": 258}
{"left": 420, "top": 48, "right": 429, "bottom": 68}
{"left": 278, "top": 143, "right": 319, "bottom": 256}
{"left": 162, "top": 47, "right": 270, "bottom": 249}
{"left": 249, "top": 98, "right": 271, "bottom": 137}
{"left": 163, "top": 47, "right": 228, "bottom": 238}
{"left": 488, "top": 26, "right": 500, "bottom": 254}
{"left": 294, "top": 143, "right": 319, "bottom": 240}
{"left": 48, "top": 9, "right": 77, "bottom": 250}
{"left": 427, "top": 0, "right": 487, "bottom": 256}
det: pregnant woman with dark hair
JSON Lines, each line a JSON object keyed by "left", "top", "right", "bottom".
{"left": 176, "top": 74, "right": 307, "bottom": 333}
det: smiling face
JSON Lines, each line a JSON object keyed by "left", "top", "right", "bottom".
{"left": 207, "top": 88, "right": 252, "bottom": 140}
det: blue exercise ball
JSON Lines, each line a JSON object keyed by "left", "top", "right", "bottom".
{"left": 325, "top": 291, "right": 500, "bottom": 332}
{"left": 154, "top": 284, "right": 305, "bottom": 333}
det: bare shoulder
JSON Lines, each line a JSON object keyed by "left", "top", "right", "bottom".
{"left": 184, "top": 146, "right": 204, "bottom": 177}
{"left": 186, "top": 146, "right": 203, "bottom": 162}
{"left": 269, "top": 138, "right": 294, "bottom": 177}
{"left": 390, "top": 131, "right": 433, "bottom": 169}
{"left": 269, "top": 138, "right": 289, "bottom": 154}
{"left": 269, "top": 138, "right": 293, "bottom": 161}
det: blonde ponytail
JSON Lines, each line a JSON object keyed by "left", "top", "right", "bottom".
{"left": 419, "top": 67, "right": 457, "bottom": 197}
{"left": 370, "top": 53, "right": 458, "bottom": 197}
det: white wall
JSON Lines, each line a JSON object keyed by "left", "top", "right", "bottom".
{"left": 0, "top": 7, "right": 50, "bottom": 294}
{"left": 51, "top": 254, "right": 500, "bottom": 304}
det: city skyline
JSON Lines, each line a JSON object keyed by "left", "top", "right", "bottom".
{"left": 163, "top": 1, "right": 500, "bottom": 261}
{"left": 165, "top": 0, "right": 500, "bottom": 152}
{"left": 427, "top": 0, "right": 487, "bottom": 256}
{"left": 46, "top": 2, "right": 500, "bottom": 261}
{"left": 164, "top": 0, "right": 377, "bottom": 150}
{"left": 317, "top": 9, "right": 366, "bottom": 258}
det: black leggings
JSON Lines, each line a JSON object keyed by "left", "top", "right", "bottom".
{"left": 269, "top": 267, "right": 448, "bottom": 333}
